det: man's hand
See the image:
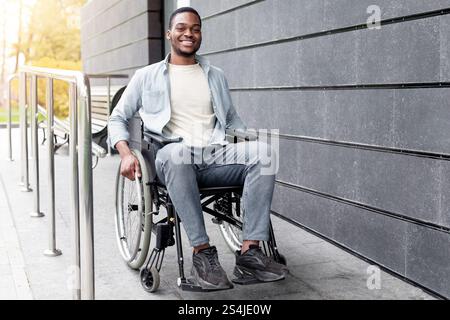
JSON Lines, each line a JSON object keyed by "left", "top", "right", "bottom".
{"left": 116, "top": 140, "right": 142, "bottom": 181}
{"left": 120, "top": 153, "right": 141, "bottom": 181}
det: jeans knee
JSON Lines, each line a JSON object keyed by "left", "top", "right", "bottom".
{"left": 155, "top": 143, "right": 194, "bottom": 180}
{"left": 156, "top": 143, "right": 188, "bottom": 164}
{"left": 247, "top": 141, "right": 278, "bottom": 175}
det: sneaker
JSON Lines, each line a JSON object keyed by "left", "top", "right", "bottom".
{"left": 234, "top": 245, "right": 289, "bottom": 283}
{"left": 191, "top": 246, "right": 233, "bottom": 290}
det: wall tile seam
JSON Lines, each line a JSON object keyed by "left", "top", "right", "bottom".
{"left": 83, "top": 37, "right": 161, "bottom": 61}
{"left": 200, "top": 0, "right": 265, "bottom": 21}
{"left": 270, "top": 133, "right": 450, "bottom": 161}
{"left": 80, "top": 0, "right": 159, "bottom": 28}
{"left": 83, "top": 40, "right": 155, "bottom": 69}
{"left": 200, "top": 8, "right": 450, "bottom": 57}
{"left": 228, "top": 83, "right": 450, "bottom": 91}
{"left": 437, "top": 162, "right": 444, "bottom": 226}
{"left": 88, "top": 64, "right": 149, "bottom": 75}
{"left": 82, "top": 9, "right": 160, "bottom": 43}
{"left": 80, "top": 0, "right": 123, "bottom": 27}
{"left": 270, "top": 209, "right": 446, "bottom": 299}
{"left": 274, "top": 180, "right": 450, "bottom": 235}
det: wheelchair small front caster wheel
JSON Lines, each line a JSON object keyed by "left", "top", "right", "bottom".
{"left": 140, "top": 266, "right": 160, "bottom": 293}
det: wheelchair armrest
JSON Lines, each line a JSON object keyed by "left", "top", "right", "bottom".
{"left": 225, "top": 129, "right": 258, "bottom": 142}
{"left": 143, "top": 131, "right": 182, "bottom": 146}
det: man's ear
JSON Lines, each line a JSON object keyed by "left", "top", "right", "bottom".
{"left": 166, "top": 30, "right": 171, "bottom": 41}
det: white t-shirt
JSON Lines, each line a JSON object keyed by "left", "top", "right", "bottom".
{"left": 163, "top": 63, "right": 216, "bottom": 147}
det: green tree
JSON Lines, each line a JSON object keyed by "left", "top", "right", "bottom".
{"left": 13, "top": 0, "right": 86, "bottom": 118}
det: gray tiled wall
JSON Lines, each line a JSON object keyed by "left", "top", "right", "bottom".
{"left": 192, "top": 0, "right": 450, "bottom": 297}
{"left": 81, "top": 0, "right": 450, "bottom": 297}
{"left": 81, "top": 0, "right": 163, "bottom": 84}
{"left": 81, "top": 0, "right": 164, "bottom": 149}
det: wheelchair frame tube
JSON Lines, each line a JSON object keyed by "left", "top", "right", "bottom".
{"left": 170, "top": 199, "right": 186, "bottom": 280}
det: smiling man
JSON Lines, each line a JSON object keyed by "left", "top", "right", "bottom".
{"left": 108, "top": 7, "right": 288, "bottom": 291}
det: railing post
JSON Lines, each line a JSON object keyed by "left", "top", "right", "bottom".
{"left": 106, "top": 76, "right": 112, "bottom": 156}
{"left": 19, "top": 72, "right": 31, "bottom": 192}
{"left": 44, "top": 78, "right": 62, "bottom": 256}
{"left": 6, "top": 77, "right": 13, "bottom": 161}
{"left": 69, "top": 82, "right": 81, "bottom": 300}
{"left": 29, "top": 75, "right": 44, "bottom": 218}
{"left": 16, "top": 66, "right": 108, "bottom": 300}
{"left": 77, "top": 78, "right": 95, "bottom": 300}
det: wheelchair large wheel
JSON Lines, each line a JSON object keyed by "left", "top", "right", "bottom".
{"left": 217, "top": 192, "right": 244, "bottom": 253}
{"left": 115, "top": 149, "right": 153, "bottom": 269}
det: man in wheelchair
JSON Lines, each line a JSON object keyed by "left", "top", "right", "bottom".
{"left": 108, "top": 7, "right": 288, "bottom": 291}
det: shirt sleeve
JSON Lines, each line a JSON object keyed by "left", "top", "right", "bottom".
{"left": 221, "top": 73, "right": 247, "bottom": 131}
{"left": 107, "top": 70, "right": 143, "bottom": 149}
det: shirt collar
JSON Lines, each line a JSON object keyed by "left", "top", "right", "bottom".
{"left": 163, "top": 53, "right": 210, "bottom": 75}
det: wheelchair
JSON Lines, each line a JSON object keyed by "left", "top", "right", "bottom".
{"left": 114, "top": 128, "right": 287, "bottom": 293}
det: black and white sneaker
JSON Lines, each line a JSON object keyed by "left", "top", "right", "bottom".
{"left": 233, "top": 245, "right": 288, "bottom": 284}
{"left": 191, "top": 246, "right": 233, "bottom": 291}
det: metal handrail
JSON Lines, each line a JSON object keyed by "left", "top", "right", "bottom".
{"left": 9, "top": 68, "right": 128, "bottom": 300}
{"left": 87, "top": 73, "right": 128, "bottom": 155}
{"left": 18, "top": 65, "right": 100, "bottom": 300}
{"left": 6, "top": 74, "right": 17, "bottom": 162}
{"left": 36, "top": 105, "right": 107, "bottom": 159}
{"left": 7, "top": 73, "right": 126, "bottom": 161}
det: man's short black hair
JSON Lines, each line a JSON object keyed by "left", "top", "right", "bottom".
{"left": 168, "top": 7, "right": 202, "bottom": 29}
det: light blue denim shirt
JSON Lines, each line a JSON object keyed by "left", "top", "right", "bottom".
{"left": 108, "top": 53, "right": 247, "bottom": 149}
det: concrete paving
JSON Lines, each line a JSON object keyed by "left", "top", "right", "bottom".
{"left": 0, "top": 127, "right": 436, "bottom": 300}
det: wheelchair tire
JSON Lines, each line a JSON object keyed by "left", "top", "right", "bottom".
{"left": 140, "top": 266, "right": 160, "bottom": 293}
{"left": 218, "top": 192, "right": 244, "bottom": 253}
{"left": 115, "top": 149, "right": 153, "bottom": 270}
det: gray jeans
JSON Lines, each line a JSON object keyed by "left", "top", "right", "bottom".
{"left": 154, "top": 141, "right": 276, "bottom": 247}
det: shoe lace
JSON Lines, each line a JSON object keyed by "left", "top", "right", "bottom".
{"left": 254, "top": 248, "right": 275, "bottom": 265}
{"left": 205, "top": 250, "right": 221, "bottom": 270}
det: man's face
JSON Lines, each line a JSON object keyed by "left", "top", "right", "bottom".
{"left": 167, "top": 12, "right": 202, "bottom": 57}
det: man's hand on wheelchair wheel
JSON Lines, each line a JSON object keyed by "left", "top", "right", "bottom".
{"left": 115, "top": 140, "right": 142, "bottom": 181}
{"left": 121, "top": 154, "right": 141, "bottom": 181}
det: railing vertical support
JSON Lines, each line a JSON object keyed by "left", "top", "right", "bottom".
{"left": 29, "top": 75, "right": 44, "bottom": 218}
{"left": 69, "top": 82, "right": 81, "bottom": 300}
{"left": 77, "top": 78, "right": 95, "bottom": 300}
{"left": 6, "top": 77, "right": 13, "bottom": 161}
{"left": 16, "top": 66, "right": 104, "bottom": 300}
{"left": 106, "top": 76, "right": 112, "bottom": 156}
{"left": 44, "top": 78, "right": 62, "bottom": 256}
{"left": 19, "top": 72, "right": 31, "bottom": 192}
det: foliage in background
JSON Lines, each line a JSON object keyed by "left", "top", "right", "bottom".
{"left": 11, "top": 0, "right": 86, "bottom": 119}
{"left": 33, "top": 58, "right": 82, "bottom": 118}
